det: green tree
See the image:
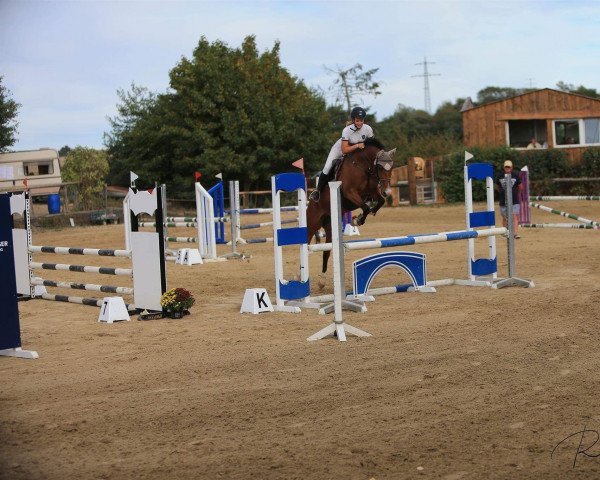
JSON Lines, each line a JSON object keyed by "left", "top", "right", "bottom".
{"left": 476, "top": 86, "right": 535, "bottom": 104}
{"left": 432, "top": 98, "right": 465, "bottom": 137}
{"left": 59, "top": 145, "right": 72, "bottom": 157}
{"left": 556, "top": 81, "right": 600, "bottom": 99}
{"left": 325, "top": 104, "right": 350, "bottom": 140}
{"left": 62, "top": 147, "right": 109, "bottom": 210}
{"left": 376, "top": 105, "right": 434, "bottom": 144}
{"left": 104, "top": 83, "right": 159, "bottom": 186}
{"left": 0, "top": 76, "right": 20, "bottom": 151}
{"left": 105, "top": 36, "right": 331, "bottom": 194}
{"left": 325, "top": 63, "right": 381, "bottom": 113}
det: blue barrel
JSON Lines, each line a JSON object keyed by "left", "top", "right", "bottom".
{"left": 47, "top": 193, "right": 61, "bottom": 214}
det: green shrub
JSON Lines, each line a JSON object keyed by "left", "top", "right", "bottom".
{"left": 437, "top": 146, "right": 513, "bottom": 203}
{"left": 62, "top": 147, "right": 109, "bottom": 210}
{"left": 581, "top": 147, "right": 600, "bottom": 176}
{"left": 436, "top": 146, "right": 577, "bottom": 202}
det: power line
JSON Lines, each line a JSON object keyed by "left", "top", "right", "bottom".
{"left": 411, "top": 57, "right": 441, "bottom": 113}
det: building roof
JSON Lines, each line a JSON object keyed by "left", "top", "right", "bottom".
{"left": 462, "top": 88, "right": 600, "bottom": 112}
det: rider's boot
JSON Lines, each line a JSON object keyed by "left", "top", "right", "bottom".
{"left": 309, "top": 172, "right": 329, "bottom": 202}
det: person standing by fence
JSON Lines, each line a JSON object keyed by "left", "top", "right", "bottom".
{"left": 496, "top": 160, "right": 522, "bottom": 239}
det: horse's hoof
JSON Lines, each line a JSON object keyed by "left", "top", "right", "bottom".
{"left": 351, "top": 217, "right": 359, "bottom": 227}
{"left": 318, "top": 274, "right": 327, "bottom": 290}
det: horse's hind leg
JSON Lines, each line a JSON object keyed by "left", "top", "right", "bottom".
{"left": 318, "top": 220, "right": 332, "bottom": 290}
{"left": 306, "top": 203, "right": 327, "bottom": 245}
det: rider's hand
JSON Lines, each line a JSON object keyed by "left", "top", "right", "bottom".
{"left": 357, "top": 143, "right": 365, "bottom": 150}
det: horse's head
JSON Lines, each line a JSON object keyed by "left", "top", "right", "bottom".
{"left": 374, "top": 148, "right": 396, "bottom": 198}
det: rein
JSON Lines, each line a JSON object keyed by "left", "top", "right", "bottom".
{"left": 350, "top": 148, "right": 393, "bottom": 197}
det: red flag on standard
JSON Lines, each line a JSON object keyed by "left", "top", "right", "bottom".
{"left": 23, "top": 178, "right": 28, "bottom": 189}
{"left": 194, "top": 171, "right": 202, "bottom": 182}
{"left": 292, "top": 158, "right": 304, "bottom": 171}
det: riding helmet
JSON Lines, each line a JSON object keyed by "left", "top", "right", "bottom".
{"left": 350, "top": 106, "right": 367, "bottom": 120}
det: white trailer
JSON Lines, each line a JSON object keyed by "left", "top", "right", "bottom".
{"left": 0, "top": 148, "right": 62, "bottom": 195}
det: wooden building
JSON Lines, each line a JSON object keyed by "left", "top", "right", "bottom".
{"left": 462, "top": 88, "right": 600, "bottom": 163}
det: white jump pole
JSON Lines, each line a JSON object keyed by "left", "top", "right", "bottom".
{"left": 232, "top": 180, "right": 243, "bottom": 244}
{"left": 195, "top": 182, "right": 217, "bottom": 260}
{"left": 221, "top": 180, "right": 246, "bottom": 260}
{"left": 307, "top": 181, "right": 370, "bottom": 342}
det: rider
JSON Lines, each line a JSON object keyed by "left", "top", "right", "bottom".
{"left": 309, "top": 106, "right": 374, "bottom": 202}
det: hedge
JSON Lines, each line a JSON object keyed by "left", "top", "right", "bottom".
{"left": 435, "top": 146, "right": 585, "bottom": 203}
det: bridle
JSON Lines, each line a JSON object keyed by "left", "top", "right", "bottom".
{"left": 350, "top": 148, "right": 393, "bottom": 198}
{"left": 374, "top": 149, "right": 394, "bottom": 196}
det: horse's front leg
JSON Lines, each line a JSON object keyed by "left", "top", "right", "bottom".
{"left": 353, "top": 194, "right": 386, "bottom": 225}
{"left": 370, "top": 196, "right": 386, "bottom": 216}
{"left": 352, "top": 203, "right": 372, "bottom": 226}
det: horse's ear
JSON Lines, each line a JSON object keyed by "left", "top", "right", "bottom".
{"left": 387, "top": 148, "right": 397, "bottom": 158}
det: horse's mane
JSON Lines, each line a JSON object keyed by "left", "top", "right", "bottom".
{"left": 364, "top": 137, "right": 385, "bottom": 149}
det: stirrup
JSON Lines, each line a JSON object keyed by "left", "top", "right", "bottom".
{"left": 309, "top": 190, "right": 320, "bottom": 202}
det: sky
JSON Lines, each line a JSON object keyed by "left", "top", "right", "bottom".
{"left": 1, "top": 0, "right": 600, "bottom": 151}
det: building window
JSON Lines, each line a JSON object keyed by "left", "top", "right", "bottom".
{"left": 553, "top": 118, "right": 600, "bottom": 147}
{"left": 507, "top": 120, "right": 547, "bottom": 148}
{"left": 554, "top": 120, "right": 580, "bottom": 145}
{"left": 584, "top": 118, "right": 600, "bottom": 144}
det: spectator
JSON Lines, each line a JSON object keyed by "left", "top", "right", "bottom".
{"left": 496, "top": 160, "right": 522, "bottom": 239}
{"left": 527, "top": 137, "right": 542, "bottom": 149}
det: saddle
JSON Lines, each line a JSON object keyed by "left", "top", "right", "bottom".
{"left": 331, "top": 157, "right": 344, "bottom": 181}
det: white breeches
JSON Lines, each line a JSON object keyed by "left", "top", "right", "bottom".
{"left": 323, "top": 139, "right": 343, "bottom": 175}
{"left": 322, "top": 156, "right": 340, "bottom": 175}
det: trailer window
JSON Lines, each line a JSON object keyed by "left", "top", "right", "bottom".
{"left": 24, "top": 162, "right": 54, "bottom": 176}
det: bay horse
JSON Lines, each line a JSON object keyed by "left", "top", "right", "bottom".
{"left": 306, "top": 138, "right": 396, "bottom": 289}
